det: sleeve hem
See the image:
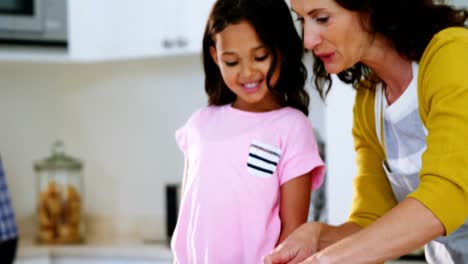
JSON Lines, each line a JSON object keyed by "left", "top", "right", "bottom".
{"left": 408, "top": 178, "right": 468, "bottom": 235}
{"left": 279, "top": 161, "right": 326, "bottom": 191}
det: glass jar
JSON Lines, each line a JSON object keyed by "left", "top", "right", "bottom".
{"left": 34, "top": 141, "right": 85, "bottom": 244}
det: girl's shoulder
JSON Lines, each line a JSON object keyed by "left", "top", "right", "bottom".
{"left": 183, "top": 105, "right": 228, "bottom": 125}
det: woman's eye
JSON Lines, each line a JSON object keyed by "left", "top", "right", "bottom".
{"left": 296, "top": 17, "right": 305, "bottom": 24}
{"left": 315, "top": 15, "right": 329, "bottom": 24}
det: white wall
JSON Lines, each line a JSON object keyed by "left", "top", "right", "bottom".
{"left": 325, "top": 77, "right": 356, "bottom": 225}
{"left": 0, "top": 55, "right": 206, "bottom": 240}
{"left": 450, "top": 0, "right": 467, "bottom": 8}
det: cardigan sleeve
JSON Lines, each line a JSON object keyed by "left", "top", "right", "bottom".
{"left": 409, "top": 28, "right": 468, "bottom": 235}
{"left": 348, "top": 88, "right": 398, "bottom": 228}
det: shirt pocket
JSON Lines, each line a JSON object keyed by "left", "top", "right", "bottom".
{"left": 247, "top": 139, "right": 281, "bottom": 178}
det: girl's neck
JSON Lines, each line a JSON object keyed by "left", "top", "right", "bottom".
{"left": 362, "top": 34, "right": 413, "bottom": 105}
{"left": 232, "top": 99, "right": 283, "bottom": 113}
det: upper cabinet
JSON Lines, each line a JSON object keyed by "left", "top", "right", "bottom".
{"left": 160, "top": 0, "right": 214, "bottom": 56}
{"left": 0, "top": 0, "right": 215, "bottom": 62}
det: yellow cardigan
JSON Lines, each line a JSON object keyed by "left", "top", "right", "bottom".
{"left": 349, "top": 27, "right": 468, "bottom": 235}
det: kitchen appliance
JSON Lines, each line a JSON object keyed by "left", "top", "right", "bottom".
{"left": 165, "top": 183, "right": 181, "bottom": 243}
{"left": 0, "top": 0, "right": 67, "bottom": 44}
{"left": 34, "top": 141, "right": 85, "bottom": 244}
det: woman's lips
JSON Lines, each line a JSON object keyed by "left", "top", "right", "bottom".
{"left": 317, "top": 53, "right": 335, "bottom": 63}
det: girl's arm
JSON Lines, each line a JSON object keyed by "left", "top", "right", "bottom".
{"left": 276, "top": 171, "right": 312, "bottom": 245}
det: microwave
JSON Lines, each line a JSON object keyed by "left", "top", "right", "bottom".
{"left": 0, "top": 0, "right": 67, "bottom": 45}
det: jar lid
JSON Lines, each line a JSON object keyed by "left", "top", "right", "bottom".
{"left": 34, "top": 141, "right": 83, "bottom": 171}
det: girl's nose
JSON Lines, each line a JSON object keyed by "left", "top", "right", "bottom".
{"left": 240, "top": 63, "right": 255, "bottom": 78}
{"left": 303, "top": 25, "right": 322, "bottom": 51}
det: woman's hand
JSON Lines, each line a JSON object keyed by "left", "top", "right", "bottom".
{"left": 263, "top": 222, "right": 322, "bottom": 264}
{"left": 263, "top": 221, "right": 362, "bottom": 264}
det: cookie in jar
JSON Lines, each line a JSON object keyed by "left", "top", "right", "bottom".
{"left": 34, "top": 141, "right": 85, "bottom": 244}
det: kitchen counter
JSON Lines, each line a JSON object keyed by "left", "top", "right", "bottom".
{"left": 16, "top": 235, "right": 173, "bottom": 264}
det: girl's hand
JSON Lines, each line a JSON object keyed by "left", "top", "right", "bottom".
{"left": 263, "top": 222, "right": 322, "bottom": 264}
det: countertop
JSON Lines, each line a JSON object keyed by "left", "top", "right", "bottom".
{"left": 17, "top": 235, "right": 173, "bottom": 261}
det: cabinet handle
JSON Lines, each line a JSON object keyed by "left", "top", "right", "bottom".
{"left": 176, "top": 37, "right": 188, "bottom": 48}
{"left": 162, "top": 39, "right": 174, "bottom": 49}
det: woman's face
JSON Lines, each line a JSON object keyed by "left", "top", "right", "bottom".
{"left": 291, "top": 0, "right": 374, "bottom": 74}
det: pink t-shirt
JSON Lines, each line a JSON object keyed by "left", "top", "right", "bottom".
{"left": 171, "top": 104, "right": 325, "bottom": 264}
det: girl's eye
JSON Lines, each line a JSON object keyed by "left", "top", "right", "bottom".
{"left": 224, "top": 61, "right": 238, "bottom": 67}
{"left": 255, "top": 54, "right": 269, "bottom": 61}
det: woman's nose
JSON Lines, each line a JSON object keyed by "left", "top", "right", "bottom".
{"left": 303, "top": 25, "right": 322, "bottom": 50}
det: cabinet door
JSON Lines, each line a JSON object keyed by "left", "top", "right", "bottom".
{"left": 68, "top": 0, "right": 167, "bottom": 61}
{"left": 181, "top": 0, "right": 215, "bottom": 54}
{"left": 0, "top": 0, "right": 217, "bottom": 61}
{"left": 159, "top": 0, "right": 215, "bottom": 56}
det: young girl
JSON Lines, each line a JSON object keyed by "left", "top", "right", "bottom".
{"left": 171, "top": 0, "right": 325, "bottom": 263}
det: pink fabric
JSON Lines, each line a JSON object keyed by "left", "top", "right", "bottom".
{"left": 171, "top": 104, "right": 325, "bottom": 264}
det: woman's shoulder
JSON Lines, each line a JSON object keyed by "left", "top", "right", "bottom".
{"left": 421, "top": 27, "right": 468, "bottom": 63}
{"left": 433, "top": 27, "right": 468, "bottom": 41}
{"left": 418, "top": 27, "right": 468, "bottom": 118}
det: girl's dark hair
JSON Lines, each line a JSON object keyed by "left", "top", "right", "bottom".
{"left": 314, "top": 0, "right": 468, "bottom": 98}
{"left": 202, "top": 0, "right": 310, "bottom": 115}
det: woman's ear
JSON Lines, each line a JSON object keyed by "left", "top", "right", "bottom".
{"left": 210, "top": 46, "right": 219, "bottom": 65}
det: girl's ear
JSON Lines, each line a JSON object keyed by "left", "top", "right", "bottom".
{"left": 210, "top": 46, "right": 219, "bottom": 65}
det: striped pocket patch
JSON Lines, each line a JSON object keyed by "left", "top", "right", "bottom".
{"left": 247, "top": 140, "right": 281, "bottom": 178}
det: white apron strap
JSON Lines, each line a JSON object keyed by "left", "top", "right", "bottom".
{"left": 374, "top": 83, "right": 384, "bottom": 146}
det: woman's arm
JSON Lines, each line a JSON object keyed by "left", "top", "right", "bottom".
{"left": 264, "top": 220, "right": 362, "bottom": 264}
{"left": 304, "top": 197, "right": 444, "bottom": 264}
{"left": 276, "top": 172, "right": 312, "bottom": 245}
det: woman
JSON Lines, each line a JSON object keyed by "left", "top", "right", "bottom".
{"left": 263, "top": 0, "right": 468, "bottom": 263}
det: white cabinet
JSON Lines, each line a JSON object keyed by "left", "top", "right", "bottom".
{"left": 1, "top": 0, "right": 215, "bottom": 62}
{"left": 160, "top": 0, "right": 215, "bottom": 56}
{"left": 68, "top": 0, "right": 215, "bottom": 61}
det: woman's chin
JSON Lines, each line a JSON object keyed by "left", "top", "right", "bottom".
{"left": 324, "top": 64, "right": 341, "bottom": 75}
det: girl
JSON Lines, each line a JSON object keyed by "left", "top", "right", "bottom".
{"left": 171, "top": 0, "right": 325, "bottom": 263}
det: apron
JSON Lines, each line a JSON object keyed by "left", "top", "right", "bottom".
{"left": 374, "top": 75, "right": 468, "bottom": 264}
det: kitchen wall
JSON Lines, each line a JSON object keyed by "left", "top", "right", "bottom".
{"left": 0, "top": 53, "right": 326, "bottom": 240}
{"left": 0, "top": 55, "right": 207, "bottom": 240}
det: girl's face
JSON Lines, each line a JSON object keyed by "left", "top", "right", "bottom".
{"left": 210, "top": 20, "right": 282, "bottom": 112}
{"left": 291, "top": 0, "right": 374, "bottom": 74}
